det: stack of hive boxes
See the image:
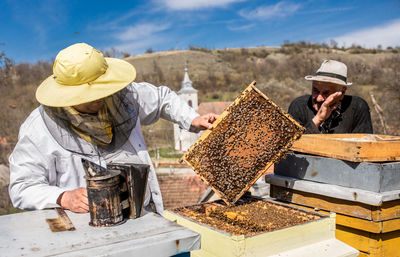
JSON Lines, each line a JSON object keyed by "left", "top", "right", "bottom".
{"left": 268, "top": 134, "right": 400, "bottom": 257}
{"left": 165, "top": 82, "right": 358, "bottom": 257}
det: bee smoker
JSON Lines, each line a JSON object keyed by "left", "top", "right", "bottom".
{"left": 107, "top": 163, "right": 150, "bottom": 219}
{"left": 82, "top": 159, "right": 124, "bottom": 227}
{"left": 82, "top": 159, "right": 150, "bottom": 227}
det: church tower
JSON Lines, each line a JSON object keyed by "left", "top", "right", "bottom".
{"left": 174, "top": 62, "right": 200, "bottom": 152}
{"left": 178, "top": 61, "right": 198, "bottom": 111}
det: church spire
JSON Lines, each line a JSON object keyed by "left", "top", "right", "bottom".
{"left": 181, "top": 61, "right": 193, "bottom": 89}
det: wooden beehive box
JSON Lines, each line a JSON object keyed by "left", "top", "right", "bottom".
{"left": 164, "top": 198, "right": 359, "bottom": 257}
{"left": 170, "top": 198, "right": 323, "bottom": 236}
{"left": 268, "top": 177, "right": 400, "bottom": 257}
{"left": 183, "top": 81, "right": 305, "bottom": 205}
{"left": 291, "top": 134, "right": 400, "bottom": 162}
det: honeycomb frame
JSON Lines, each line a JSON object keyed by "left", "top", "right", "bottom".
{"left": 183, "top": 81, "right": 305, "bottom": 205}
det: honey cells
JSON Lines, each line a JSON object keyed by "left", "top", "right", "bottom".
{"left": 185, "top": 84, "right": 305, "bottom": 204}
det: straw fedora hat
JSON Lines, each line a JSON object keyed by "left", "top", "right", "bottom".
{"left": 36, "top": 43, "right": 136, "bottom": 107}
{"left": 305, "top": 60, "right": 352, "bottom": 86}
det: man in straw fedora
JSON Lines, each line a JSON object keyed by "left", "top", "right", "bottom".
{"left": 9, "top": 43, "right": 218, "bottom": 214}
{"left": 288, "top": 60, "right": 373, "bottom": 134}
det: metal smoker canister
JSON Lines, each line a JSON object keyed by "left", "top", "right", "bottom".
{"left": 108, "top": 163, "right": 150, "bottom": 219}
{"left": 83, "top": 160, "right": 124, "bottom": 227}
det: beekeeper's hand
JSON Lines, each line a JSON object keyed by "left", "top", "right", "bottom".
{"left": 57, "top": 187, "right": 89, "bottom": 213}
{"left": 191, "top": 113, "right": 219, "bottom": 130}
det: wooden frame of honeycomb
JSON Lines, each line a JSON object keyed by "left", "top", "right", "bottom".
{"left": 183, "top": 81, "right": 305, "bottom": 205}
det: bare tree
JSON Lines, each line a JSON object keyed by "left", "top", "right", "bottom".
{"left": 370, "top": 93, "right": 387, "bottom": 134}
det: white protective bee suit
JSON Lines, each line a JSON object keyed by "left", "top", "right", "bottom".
{"left": 9, "top": 82, "right": 199, "bottom": 214}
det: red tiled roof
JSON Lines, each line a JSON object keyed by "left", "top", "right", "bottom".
{"left": 198, "top": 102, "right": 231, "bottom": 116}
{"left": 157, "top": 174, "right": 208, "bottom": 210}
{"left": 157, "top": 165, "right": 274, "bottom": 210}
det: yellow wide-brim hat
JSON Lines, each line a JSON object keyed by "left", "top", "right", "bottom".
{"left": 36, "top": 43, "right": 136, "bottom": 107}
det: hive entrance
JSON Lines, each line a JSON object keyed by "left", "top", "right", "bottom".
{"left": 184, "top": 81, "right": 304, "bottom": 204}
{"left": 174, "top": 198, "right": 322, "bottom": 236}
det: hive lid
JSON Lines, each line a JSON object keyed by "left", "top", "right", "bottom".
{"left": 291, "top": 134, "right": 400, "bottom": 162}
{"left": 182, "top": 81, "right": 305, "bottom": 205}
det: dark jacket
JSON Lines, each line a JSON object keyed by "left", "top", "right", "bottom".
{"left": 288, "top": 95, "right": 373, "bottom": 134}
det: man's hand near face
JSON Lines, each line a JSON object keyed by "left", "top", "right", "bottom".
{"left": 312, "top": 91, "right": 343, "bottom": 128}
{"left": 57, "top": 187, "right": 89, "bottom": 213}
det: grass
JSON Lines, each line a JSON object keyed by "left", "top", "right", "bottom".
{"left": 0, "top": 206, "right": 25, "bottom": 216}
{"left": 148, "top": 146, "right": 184, "bottom": 159}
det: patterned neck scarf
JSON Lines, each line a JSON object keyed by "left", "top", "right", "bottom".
{"left": 41, "top": 86, "right": 139, "bottom": 156}
{"left": 62, "top": 103, "right": 113, "bottom": 146}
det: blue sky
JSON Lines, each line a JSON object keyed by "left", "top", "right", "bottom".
{"left": 1, "top": 0, "right": 399, "bottom": 63}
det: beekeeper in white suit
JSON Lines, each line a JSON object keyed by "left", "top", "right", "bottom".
{"left": 9, "top": 43, "right": 217, "bottom": 214}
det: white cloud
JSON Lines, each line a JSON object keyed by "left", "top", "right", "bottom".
{"left": 239, "top": 1, "right": 301, "bottom": 20}
{"left": 112, "top": 23, "right": 171, "bottom": 54}
{"left": 228, "top": 23, "right": 255, "bottom": 31}
{"left": 334, "top": 19, "right": 400, "bottom": 48}
{"left": 115, "top": 23, "right": 170, "bottom": 41}
{"left": 303, "top": 7, "right": 355, "bottom": 15}
{"left": 157, "top": 0, "right": 244, "bottom": 10}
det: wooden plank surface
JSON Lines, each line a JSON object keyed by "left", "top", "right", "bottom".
{"left": 271, "top": 185, "right": 400, "bottom": 221}
{"left": 0, "top": 211, "right": 200, "bottom": 257}
{"left": 291, "top": 134, "right": 400, "bottom": 162}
